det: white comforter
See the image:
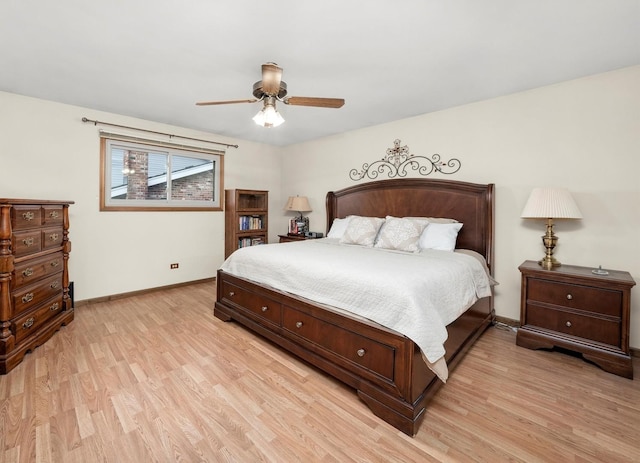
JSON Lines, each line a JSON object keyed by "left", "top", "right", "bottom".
{"left": 220, "top": 238, "right": 492, "bottom": 380}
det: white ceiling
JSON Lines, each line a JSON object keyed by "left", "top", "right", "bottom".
{"left": 1, "top": 0, "right": 638, "bottom": 146}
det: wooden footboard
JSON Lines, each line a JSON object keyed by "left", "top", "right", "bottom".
{"left": 214, "top": 269, "right": 493, "bottom": 436}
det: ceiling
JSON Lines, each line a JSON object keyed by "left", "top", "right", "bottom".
{"left": 1, "top": 1, "right": 638, "bottom": 146}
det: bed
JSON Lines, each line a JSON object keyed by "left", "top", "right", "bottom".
{"left": 214, "top": 178, "right": 495, "bottom": 435}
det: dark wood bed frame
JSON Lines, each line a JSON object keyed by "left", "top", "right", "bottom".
{"left": 215, "top": 178, "right": 495, "bottom": 435}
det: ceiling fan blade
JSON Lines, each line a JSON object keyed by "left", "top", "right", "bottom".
{"left": 196, "top": 99, "right": 258, "bottom": 106}
{"left": 283, "top": 97, "right": 345, "bottom": 108}
{"left": 261, "top": 63, "right": 283, "bottom": 96}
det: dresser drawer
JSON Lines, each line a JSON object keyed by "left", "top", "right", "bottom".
{"left": 12, "top": 229, "right": 42, "bottom": 257}
{"left": 282, "top": 305, "right": 395, "bottom": 381}
{"left": 12, "top": 294, "right": 64, "bottom": 344}
{"left": 41, "top": 227, "right": 63, "bottom": 250}
{"left": 220, "top": 280, "right": 281, "bottom": 325}
{"left": 11, "top": 274, "right": 63, "bottom": 316}
{"left": 42, "top": 205, "right": 64, "bottom": 226}
{"left": 12, "top": 252, "right": 64, "bottom": 289}
{"left": 11, "top": 205, "right": 42, "bottom": 230}
{"left": 528, "top": 278, "right": 622, "bottom": 317}
{"left": 526, "top": 303, "right": 621, "bottom": 347}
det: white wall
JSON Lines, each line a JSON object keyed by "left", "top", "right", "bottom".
{"left": 280, "top": 66, "right": 640, "bottom": 348}
{"left": 0, "top": 91, "right": 282, "bottom": 300}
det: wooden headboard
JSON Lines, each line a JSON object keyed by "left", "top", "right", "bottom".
{"left": 326, "top": 178, "right": 495, "bottom": 272}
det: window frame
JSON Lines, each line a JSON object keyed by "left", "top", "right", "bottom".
{"left": 99, "top": 136, "right": 224, "bottom": 212}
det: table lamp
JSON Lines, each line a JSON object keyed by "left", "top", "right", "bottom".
{"left": 284, "top": 195, "right": 312, "bottom": 235}
{"left": 521, "top": 187, "right": 582, "bottom": 269}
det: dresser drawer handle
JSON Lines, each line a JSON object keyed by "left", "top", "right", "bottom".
{"left": 295, "top": 321, "right": 303, "bottom": 328}
{"left": 50, "top": 281, "right": 59, "bottom": 289}
{"left": 22, "top": 293, "right": 34, "bottom": 303}
{"left": 22, "top": 237, "right": 35, "bottom": 246}
{"left": 22, "top": 211, "right": 35, "bottom": 221}
{"left": 23, "top": 317, "right": 35, "bottom": 329}
{"left": 22, "top": 268, "right": 34, "bottom": 277}
{"left": 357, "top": 348, "right": 366, "bottom": 357}
{"left": 49, "top": 233, "right": 59, "bottom": 241}
{"left": 50, "top": 261, "right": 60, "bottom": 268}
{"left": 565, "top": 321, "right": 572, "bottom": 328}
{"left": 229, "top": 291, "right": 235, "bottom": 297}
{"left": 49, "top": 211, "right": 59, "bottom": 219}
{"left": 50, "top": 302, "right": 60, "bottom": 311}
{"left": 566, "top": 294, "right": 573, "bottom": 300}
{"left": 261, "top": 306, "right": 268, "bottom": 312}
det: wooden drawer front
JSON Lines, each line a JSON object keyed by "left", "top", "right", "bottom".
{"left": 221, "top": 281, "right": 281, "bottom": 325}
{"left": 528, "top": 278, "right": 622, "bottom": 317}
{"left": 42, "top": 206, "right": 64, "bottom": 226}
{"left": 11, "top": 205, "right": 42, "bottom": 230}
{"left": 12, "top": 230, "right": 42, "bottom": 257}
{"left": 526, "top": 304, "right": 621, "bottom": 347}
{"left": 282, "top": 306, "right": 395, "bottom": 380}
{"left": 13, "top": 295, "right": 64, "bottom": 344}
{"left": 12, "top": 274, "right": 63, "bottom": 316}
{"left": 41, "top": 227, "right": 63, "bottom": 250}
{"left": 13, "top": 252, "right": 64, "bottom": 288}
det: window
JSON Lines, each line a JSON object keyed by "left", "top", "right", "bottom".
{"left": 100, "top": 135, "right": 223, "bottom": 211}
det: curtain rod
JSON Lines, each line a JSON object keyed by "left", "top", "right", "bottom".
{"left": 81, "top": 117, "right": 239, "bottom": 149}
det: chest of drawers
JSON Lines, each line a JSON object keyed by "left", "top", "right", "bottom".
{"left": 516, "top": 260, "right": 635, "bottom": 378}
{"left": 0, "top": 199, "right": 74, "bottom": 374}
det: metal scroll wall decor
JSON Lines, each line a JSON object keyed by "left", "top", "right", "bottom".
{"left": 349, "top": 139, "right": 461, "bottom": 181}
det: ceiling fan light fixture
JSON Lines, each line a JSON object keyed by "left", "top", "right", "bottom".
{"left": 253, "top": 99, "right": 284, "bottom": 128}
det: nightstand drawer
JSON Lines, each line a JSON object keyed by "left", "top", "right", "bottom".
{"left": 526, "top": 303, "right": 621, "bottom": 346}
{"left": 528, "top": 278, "right": 622, "bottom": 317}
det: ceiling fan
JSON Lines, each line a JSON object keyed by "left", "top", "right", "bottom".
{"left": 196, "top": 63, "right": 345, "bottom": 128}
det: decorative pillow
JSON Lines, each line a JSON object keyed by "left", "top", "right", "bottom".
{"left": 374, "top": 217, "right": 428, "bottom": 252}
{"left": 327, "top": 217, "right": 351, "bottom": 239}
{"left": 419, "top": 222, "right": 463, "bottom": 252}
{"left": 339, "top": 216, "right": 385, "bottom": 247}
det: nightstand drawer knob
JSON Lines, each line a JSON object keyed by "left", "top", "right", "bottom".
{"left": 295, "top": 321, "right": 303, "bottom": 328}
{"left": 357, "top": 348, "right": 366, "bottom": 357}
{"left": 229, "top": 291, "right": 235, "bottom": 297}
{"left": 261, "top": 306, "right": 268, "bottom": 312}
{"left": 565, "top": 321, "right": 572, "bottom": 327}
{"left": 566, "top": 294, "right": 573, "bottom": 300}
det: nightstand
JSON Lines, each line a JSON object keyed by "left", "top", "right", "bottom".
{"left": 278, "top": 234, "right": 309, "bottom": 243}
{"left": 517, "top": 260, "right": 636, "bottom": 378}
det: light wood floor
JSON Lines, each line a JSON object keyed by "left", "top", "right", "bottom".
{"left": 1, "top": 281, "right": 638, "bottom": 462}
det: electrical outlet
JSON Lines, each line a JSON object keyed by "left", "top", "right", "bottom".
{"left": 170, "top": 263, "right": 179, "bottom": 269}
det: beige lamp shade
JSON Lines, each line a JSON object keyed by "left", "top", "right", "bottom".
{"left": 521, "top": 188, "right": 582, "bottom": 219}
{"left": 284, "top": 196, "right": 312, "bottom": 213}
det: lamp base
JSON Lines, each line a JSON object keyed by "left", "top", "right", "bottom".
{"left": 539, "top": 218, "right": 560, "bottom": 270}
{"left": 539, "top": 256, "right": 561, "bottom": 270}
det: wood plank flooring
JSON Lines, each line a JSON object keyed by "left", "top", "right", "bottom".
{"left": 1, "top": 280, "right": 638, "bottom": 462}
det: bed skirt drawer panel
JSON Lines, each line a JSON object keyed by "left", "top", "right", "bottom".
{"left": 219, "top": 280, "right": 282, "bottom": 325}
{"left": 282, "top": 305, "right": 395, "bottom": 381}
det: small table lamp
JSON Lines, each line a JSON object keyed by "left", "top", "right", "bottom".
{"left": 521, "top": 187, "right": 582, "bottom": 270}
{"left": 284, "top": 195, "right": 312, "bottom": 235}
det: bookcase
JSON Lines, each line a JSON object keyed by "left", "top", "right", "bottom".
{"left": 224, "top": 189, "right": 268, "bottom": 258}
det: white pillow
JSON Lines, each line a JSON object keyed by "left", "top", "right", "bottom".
{"left": 339, "top": 216, "right": 385, "bottom": 247}
{"left": 374, "top": 216, "right": 428, "bottom": 252}
{"left": 419, "top": 222, "right": 463, "bottom": 252}
{"left": 327, "top": 217, "right": 351, "bottom": 239}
